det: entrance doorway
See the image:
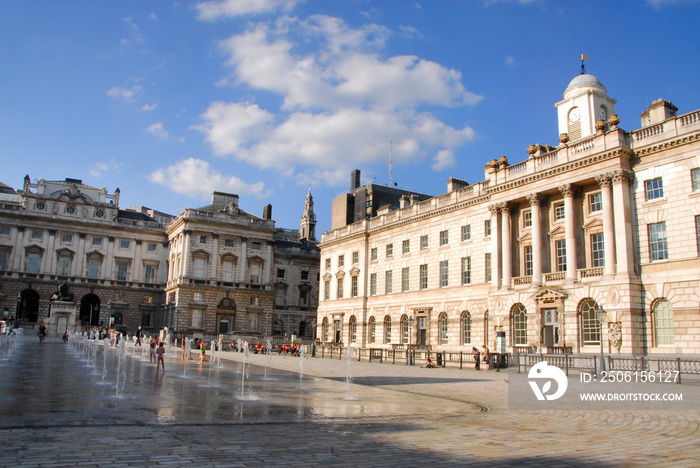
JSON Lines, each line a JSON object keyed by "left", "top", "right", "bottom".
{"left": 417, "top": 316, "right": 427, "bottom": 345}
{"left": 334, "top": 320, "right": 341, "bottom": 343}
{"left": 80, "top": 294, "right": 101, "bottom": 327}
{"left": 541, "top": 307, "right": 559, "bottom": 347}
{"left": 17, "top": 289, "right": 40, "bottom": 323}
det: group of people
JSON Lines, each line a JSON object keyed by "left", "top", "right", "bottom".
{"left": 179, "top": 335, "right": 208, "bottom": 364}
{"left": 278, "top": 341, "right": 301, "bottom": 356}
{"left": 472, "top": 345, "right": 491, "bottom": 370}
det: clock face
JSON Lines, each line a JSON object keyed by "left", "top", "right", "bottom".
{"left": 568, "top": 107, "right": 581, "bottom": 123}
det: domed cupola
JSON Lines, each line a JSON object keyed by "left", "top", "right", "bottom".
{"left": 555, "top": 66, "right": 617, "bottom": 142}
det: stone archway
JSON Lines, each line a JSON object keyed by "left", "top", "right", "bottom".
{"left": 18, "top": 289, "right": 40, "bottom": 323}
{"left": 80, "top": 294, "right": 101, "bottom": 327}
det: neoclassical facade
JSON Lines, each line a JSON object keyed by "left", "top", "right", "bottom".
{"left": 317, "top": 71, "right": 700, "bottom": 355}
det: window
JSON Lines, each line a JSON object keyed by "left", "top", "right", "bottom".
{"left": 645, "top": 178, "right": 664, "bottom": 201}
{"left": 368, "top": 317, "right": 376, "bottom": 344}
{"left": 420, "top": 235, "right": 428, "bottom": 250}
{"left": 461, "top": 225, "right": 471, "bottom": 241}
{"left": 144, "top": 264, "right": 156, "bottom": 283}
{"left": 120, "top": 240, "right": 130, "bottom": 249}
{"left": 692, "top": 168, "right": 700, "bottom": 191}
{"left": 88, "top": 258, "right": 101, "bottom": 278}
{"left": 338, "top": 255, "right": 344, "bottom": 268}
{"left": 350, "top": 316, "right": 357, "bottom": 343}
{"left": 591, "top": 233, "right": 605, "bottom": 267}
{"left": 277, "top": 268, "right": 286, "bottom": 279}
{"left": 402, "top": 267, "right": 409, "bottom": 292}
{"left": 26, "top": 253, "right": 40, "bottom": 273}
{"left": 147, "top": 243, "right": 157, "bottom": 252}
{"left": 485, "top": 253, "right": 491, "bottom": 282}
{"left": 401, "top": 316, "right": 409, "bottom": 344}
{"left": 300, "top": 290, "right": 309, "bottom": 307}
{"left": 554, "top": 203, "right": 565, "bottom": 221}
{"left": 0, "top": 249, "right": 7, "bottom": 271}
{"left": 654, "top": 299, "right": 674, "bottom": 346}
{"left": 31, "top": 230, "right": 43, "bottom": 240}
{"left": 523, "top": 210, "right": 532, "bottom": 228}
{"left": 696, "top": 216, "right": 700, "bottom": 256}
{"left": 403, "top": 239, "right": 410, "bottom": 254}
{"left": 385, "top": 270, "right": 393, "bottom": 294}
{"left": 370, "top": 273, "right": 377, "bottom": 296}
{"left": 461, "top": 257, "right": 471, "bottom": 285}
{"left": 66, "top": 206, "right": 76, "bottom": 214}
{"left": 512, "top": 304, "right": 527, "bottom": 346}
{"left": 386, "top": 244, "right": 393, "bottom": 257}
{"left": 60, "top": 234, "right": 73, "bottom": 243}
{"left": 0, "top": 226, "right": 10, "bottom": 236}
{"left": 439, "top": 230, "right": 449, "bottom": 246}
{"left": 325, "top": 258, "right": 331, "bottom": 270}
{"left": 384, "top": 316, "right": 392, "bottom": 344}
{"left": 301, "top": 270, "right": 309, "bottom": 281}
{"left": 337, "top": 277, "right": 344, "bottom": 299}
{"left": 419, "top": 264, "right": 428, "bottom": 290}
{"left": 439, "top": 261, "right": 449, "bottom": 287}
{"left": 222, "top": 260, "right": 235, "bottom": 282}
{"left": 194, "top": 258, "right": 207, "bottom": 278}
{"left": 252, "top": 242, "right": 262, "bottom": 250}
{"left": 199, "top": 235, "right": 207, "bottom": 244}
{"left": 484, "top": 220, "right": 491, "bottom": 236}
{"left": 324, "top": 280, "right": 330, "bottom": 300}
{"left": 580, "top": 299, "right": 601, "bottom": 345}
{"left": 57, "top": 255, "right": 71, "bottom": 276}
{"left": 461, "top": 311, "right": 472, "bottom": 345}
{"left": 322, "top": 318, "right": 329, "bottom": 342}
{"left": 555, "top": 240, "right": 567, "bottom": 271}
{"left": 439, "top": 313, "right": 448, "bottom": 345}
{"left": 371, "top": 248, "right": 378, "bottom": 261}
{"left": 116, "top": 261, "right": 129, "bottom": 281}
{"left": 250, "top": 263, "right": 261, "bottom": 284}
{"left": 351, "top": 276, "right": 358, "bottom": 297}
{"left": 589, "top": 193, "right": 603, "bottom": 212}
{"left": 191, "top": 310, "right": 204, "bottom": 329}
{"left": 352, "top": 251, "right": 359, "bottom": 264}
{"left": 649, "top": 222, "right": 668, "bottom": 261}
{"left": 92, "top": 237, "right": 103, "bottom": 246}
{"left": 275, "top": 288, "right": 286, "bottom": 306}
{"left": 523, "top": 245, "right": 533, "bottom": 276}
{"left": 225, "top": 238, "right": 235, "bottom": 247}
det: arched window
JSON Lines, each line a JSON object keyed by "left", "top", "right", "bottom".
{"left": 368, "top": 316, "right": 376, "bottom": 344}
{"left": 321, "top": 317, "right": 328, "bottom": 343}
{"left": 349, "top": 315, "right": 357, "bottom": 343}
{"left": 461, "top": 311, "right": 472, "bottom": 345}
{"left": 654, "top": 299, "right": 674, "bottom": 346}
{"left": 512, "top": 304, "right": 527, "bottom": 346}
{"left": 579, "top": 299, "right": 601, "bottom": 345}
{"left": 438, "top": 312, "right": 449, "bottom": 345}
{"left": 401, "top": 315, "right": 409, "bottom": 344}
{"left": 384, "top": 315, "right": 392, "bottom": 344}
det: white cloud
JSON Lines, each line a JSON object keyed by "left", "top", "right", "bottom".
{"left": 89, "top": 159, "right": 123, "bottom": 177}
{"left": 196, "top": 0, "right": 298, "bottom": 20}
{"left": 141, "top": 102, "right": 158, "bottom": 111}
{"left": 506, "top": 55, "right": 517, "bottom": 66}
{"left": 107, "top": 85, "right": 142, "bottom": 103}
{"left": 149, "top": 158, "right": 269, "bottom": 198}
{"left": 147, "top": 122, "right": 169, "bottom": 140}
{"left": 194, "top": 101, "right": 275, "bottom": 155}
{"left": 432, "top": 149, "right": 455, "bottom": 171}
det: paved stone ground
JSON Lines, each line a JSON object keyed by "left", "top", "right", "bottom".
{"left": 1, "top": 336, "right": 699, "bottom": 467}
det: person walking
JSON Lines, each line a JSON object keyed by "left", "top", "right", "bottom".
{"left": 150, "top": 336, "right": 158, "bottom": 363}
{"left": 38, "top": 321, "right": 47, "bottom": 342}
{"left": 472, "top": 347, "right": 480, "bottom": 370}
{"left": 135, "top": 326, "right": 142, "bottom": 346}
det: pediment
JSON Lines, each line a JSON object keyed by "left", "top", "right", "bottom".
{"left": 518, "top": 231, "right": 532, "bottom": 242}
{"left": 322, "top": 272, "right": 333, "bottom": 281}
{"left": 335, "top": 269, "right": 346, "bottom": 278}
{"left": 349, "top": 266, "right": 361, "bottom": 277}
{"left": 582, "top": 218, "right": 603, "bottom": 230}
{"left": 533, "top": 287, "right": 568, "bottom": 303}
{"left": 549, "top": 225, "right": 565, "bottom": 236}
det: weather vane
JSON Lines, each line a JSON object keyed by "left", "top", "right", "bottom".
{"left": 580, "top": 54, "right": 589, "bottom": 74}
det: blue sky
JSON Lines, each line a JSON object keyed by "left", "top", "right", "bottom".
{"left": 2, "top": 0, "right": 699, "bottom": 235}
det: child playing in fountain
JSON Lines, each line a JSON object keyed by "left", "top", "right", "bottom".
{"left": 156, "top": 342, "right": 166, "bottom": 372}
{"left": 199, "top": 340, "right": 206, "bottom": 363}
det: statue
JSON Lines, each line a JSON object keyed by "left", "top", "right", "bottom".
{"left": 609, "top": 322, "right": 622, "bottom": 353}
{"left": 51, "top": 281, "right": 74, "bottom": 302}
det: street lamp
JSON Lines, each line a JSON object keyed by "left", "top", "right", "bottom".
{"left": 407, "top": 315, "right": 415, "bottom": 366}
{"left": 596, "top": 308, "right": 607, "bottom": 375}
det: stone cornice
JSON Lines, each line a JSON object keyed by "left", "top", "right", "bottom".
{"left": 632, "top": 131, "right": 700, "bottom": 158}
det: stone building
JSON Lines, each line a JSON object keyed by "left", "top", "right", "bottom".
{"left": 317, "top": 71, "right": 700, "bottom": 355}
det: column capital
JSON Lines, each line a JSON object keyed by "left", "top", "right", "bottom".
{"left": 558, "top": 183, "right": 577, "bottom": 197}
{"left": 488, "top": 204, "right": 500, "bottom": 215}
{"left": 497, "top": 202, "right": 510, "bottom": 214}
{"left": 595, "top": 174, "right": 612, "bottom": 188}
{"left": 611, "top": 169, "right": 634, "bottom": 185}
{"left": 526, "top": 193, "right": 542, "bottom": 206}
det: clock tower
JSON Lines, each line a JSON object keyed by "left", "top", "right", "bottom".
{"left": 555, "top": 72, "right": 617, "bottom": 142}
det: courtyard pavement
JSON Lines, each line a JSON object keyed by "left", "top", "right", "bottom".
{"left": 0, "top": 335, "right": 699, "bottom": 467}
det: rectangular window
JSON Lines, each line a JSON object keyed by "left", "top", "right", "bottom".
{"left": 0, "top": 250, "right": 6, "bottom": 271}
{"left": 461, "top": 225, "right": 471, "bottom": 241}
{"left": 523, "top": 245, "right": 533, "bottom": 276}
{"left": 225, "top": 238, "right": 235, "bottom": 247}
{"left": 147, "top": 243, "right": 157, "bottom": 252}
{"left": 485, "top": 253, "right": 491, "bottom": 282}
{"left": 649, "top": 222, "right": 668, "bottom": 261}
{"left": 554, "top": 203, "right": 565, "bottom": 221}
{"left": 337, "top": 277, "right": 344, "bottom": 299}
{"left": 352, "top": 276, "right": 358, "bottom": 297}
{"left": 277, "top": 268, "right": 285, "bottom": 279}
{"left": 31, "top": 230, "right": 43, "bottom": 240}
{"left": 324, "top": 280, "right": 330, "bottom": 300}
{"left": 692, "top": 168, "right": 700, "bottom": 191}
{"left": 26, "top": 253, "right": 40, "bottom": 273}
{"left": 403, "top": 239, "right": 410, "bottom": 254}
{"left": 88, "top": 258, "right": 101, "bottom": 278}
{"left": 385, "top": 270, "right": 393, "bottom": 294}
{"left": 386, "top": 244, "right": 393, "bottom": 257}
{"left": 420, "top": 235, "right": 428, "bottom": 250}
{"left": 591, "top": 233, "right": 605, "bottom": 267}
{"left": 461, "top": 257, "right": 471, "bottom": 285}
{"left": 484, "top": 220, "right": 491, "bottom": 236}
{"left": 60, "top": 234, "right": 73, "bottom": 243}
{"left": 92, "top": 237, "right": 103, "bottom": 247}
{"left": 370, "top": 273, "right": 377, "bottom": 296}
{"left": 439, "top": 230, "right": 449, "bottom": 246}
{"left": 120, "top": 240, "right": 130, "bottom": 249}
{"left": 402, "top": 267, "right": 409, "bottom": 292}
{"left": 144, "top": 264, "right": 156, "bottom": 283}
{"left": 0, "top": 226, "right": 10, "bottom": 236}
{"left": 338, "top": 255, "right": 344, "bottom": 268}
{"left": 116, "top": 261, "right": 129, "bottom": 281}
{"left": 555, "top": 240, "right": 567, "bottom": 271}
{"left": 300, "top": 290, "right": 309, "bottom": 307}
{"left": 523, "top": 210, "right": 532, "bottom": 228}
{"left": 199, "top": 235, "right": 207, "bottom": 244}
{"left": 222, "top": 261, "right": 234, "bottom": 282}
{"left": 419, "top": 264, "right": 428, "bottom": 290}
{"left": 194, "top": 258, "right": 207, "bottom": 278}
{"left": 57, "top": 256, "right": 71, "bottom": 276}
{"left": 325, "top": 258, "right": 331, "bottom": 270}
{"left": 275, "top": 288, "right": 285, "bottom": 306}
{"left": 696, "top": 216, "right": 700, "bottom": 256}
{"left": 645, "top": 178, "right": 664, "bottom": 201}
{"left": 589, "top": 193, "right": 603, "bottom": 212}
{"left": 371, "top": 248, "right": 378, "bottom": 261}
{"left": 352, "top": 251, "right": 359, "bottom": 264}
{"left": 252, "top": 242, "right": 262, "bottom": 250}
{"left": 301, "top": 270, "right": 309, "bottom": 281}
{"left": 440, "top": 260, "right": 449, "bottom": 287}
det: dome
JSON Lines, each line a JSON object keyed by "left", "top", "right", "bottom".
{"left": 564, "top": 73, "right": 607, "bottom": 97}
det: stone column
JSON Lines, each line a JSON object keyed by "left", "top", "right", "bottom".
{"left": 43, "top": 230, "right": 57, "bottom": 274}
{"left": 559, "top": 184, "right": 578, "bottom": 281}
{"left": 181, "top": 230, "right": 191, "bottom": 278}
{"left": 500, "top": 203, "right": 512, "bottom": 289}
{"left": 105, "top": 236, "right": 115, "bottom": 280}
{"left": 210, "top": 233, "right": 219, "bottom": 280}
{"left": 12, "top": 226, "right": 25, "bottom": 271}
{"left": 595, "top": 174, "right": 616, "bottom": 276}
{"left": 263, "top": 240, "right": 273, "bottom": 284}
{"left": 239, "top": 237, "right": 248, "bottom": 282}
{"left": 526, "top": 194, "right": 543, "bottom": 286}
{"left": 132, "top": 239, "right": 142, "bottom": 282}
{"left": 488, "top": 205, "right": 500, "bottom": 289}
{"left": 612, "top": 170, "right": 635, "bottom": 276}
{"left": 74, "top": 233, "right": 86, "bottom": 277}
